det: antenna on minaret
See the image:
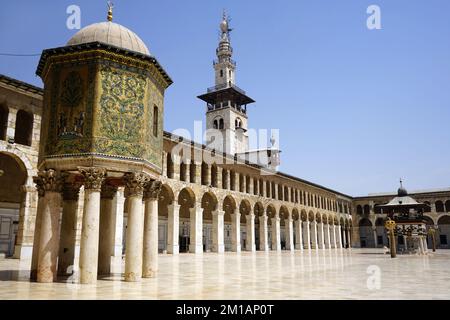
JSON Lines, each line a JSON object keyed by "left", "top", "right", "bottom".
{"left": 400, "top": 178, "right": 403, "bottom": 188}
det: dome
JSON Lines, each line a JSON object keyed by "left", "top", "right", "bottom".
{"left": 66, "top": 21, "right": 150, "bottom": 55}
{"left": 397, "top": 185, "right": 408, "bottom": 197}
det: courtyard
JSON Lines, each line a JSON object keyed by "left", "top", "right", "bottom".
{"left": 0, "top": 248, "right": 449, "bottom": 300}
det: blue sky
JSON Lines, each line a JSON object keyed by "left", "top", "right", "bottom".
{"left": 1, "top": 0, "right": 450, "bottom": 196}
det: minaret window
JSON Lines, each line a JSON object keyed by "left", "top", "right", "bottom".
{"left": 153, "top": 105, "right": 158, "bottom": 137}
{"left": 235, "top": 117, "right": 242, "bottom": 129}
{"left": 14, "top": 110, "right": 33, "bottom": 146}
{"left": 213, "top": 120, "right": 218, "bottom": 129}
{"left": 220, "top": 70, "right": 223, "bottom": 77}
{"left": 219, "top": 118, "right": 224, "bottom": 129}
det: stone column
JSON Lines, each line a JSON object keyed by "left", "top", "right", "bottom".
{"left": 78, "top": 167, "right": 106, "bottom": 284}
{"left": 245, "top": 213, "right": 256, "bottom": 251}
{"left": 123, "top": 172, "right": 148, "bottom": 282}
{"left": 331, "top": 225, "right": 337, "bottom": 249}
{"left": 167, "top": 203, "right": 180, "bottom": 254}
{"left": 36, "top": 170, "right": 63, "bottom": 283}
{"left": 302, "top": 221, "right": 310, "bottom": 250}
{"left": 337, "top": 224, "right": 343, "bottom": 249}
{"left": 317, "top": 222, "right": 324, "bottom": 249}
{"left": 212, "top": 210, "right": 225, "bottom": 253}
{"left": 418, "top": 236, "right": 425, "bottom": 255}
{"left": 310, "top": 221, "right": 318, "bottom": 249}
{"left": 259, "top": 215, "right": 269, "bottom": 251}
{"left": 372, "top": 227, "right": 378, "bottom": 248}
{"left": 30, "top": 177, "right": 45, "bottom": 281}
{"left": 97, "top": 184, "right": 117, "bottom": 275}
{"left": 143, "top": 181, "right": 161, "bottom": 278}
{"left": 294, "top": 219, "right": 303, "bottom": 250}
{"left": 216, "top": 167, "right": 223, "bottom": 189}
{"left": 14, "top": 185, "right": 37, "bottom": 259}
{"left": 189, "top": 204, "right": 203, "bottom": 253}
{"left": 285, "top": 216, "right": 294, "bottom": 251}
{"left": 113, "top": 187, "right": 125, "bottom": 257}
{"left": 347, "top": 227, "right": 352, "bottom": 248}
{"left": 57, "top": 182, "right": 81, "bottom": 276}
{"left": 339, "top": 226, "right": 345, "bottom": 248}
{"left": 271, "top": 216, "right": 281, "bottom": 251}
{"left": 324, "top": 224, "right": 331, "bottom": 249}
{"left": 231, "top": 209, "right": 241, "bottom": 252}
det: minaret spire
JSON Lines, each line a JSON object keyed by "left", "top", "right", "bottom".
{"left": 107, "top": 1, "right": 114, "bottom": 22}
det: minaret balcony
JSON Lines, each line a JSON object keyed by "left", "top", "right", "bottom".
{"left": 207, "top": 82, "right": 245, "bottom": 95}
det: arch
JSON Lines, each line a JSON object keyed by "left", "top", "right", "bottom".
{"left": 292, "top": 208, "right": 300, "bottom": 221}
{"left": 213, "top": 119, "right": 218, "bottom": 129}
{"left": 308, "top": 211, "right": 315, "bottom": 222}
{"left": 445, "top": 200, "right": 450, "bottom": 212}
{"left": 300, "top": 209, "right": 308, "bottom": 221}
{"left": 239, "top": 199, "right": 252, "bottom": 216}
{"left": 223, "top": 195, "right": 237, "bottom": 223}
{"left": 358, "top": 218, "right": 372, "bottom": 227}
{"left": 435, "top": 201, "right": 444, "bottom": 212}
{"left": 279, "top": 205, "right": 289, "bottom": 219}
{"left": 235, "top": 117, "right": 242, "bottom": 129}
{"left": 219, "top": 118, "right": 224, "bottom": 130}
{"left": 14, "top": 110, "right": 33, "bottom": 146}
{"left": 339, "top": 217, "right": 345, "bottom": 226}
{"left": 254, "top": 201, "right": 264, "bottom": 216}
{"left": 375, "top": 217, "right": 385, "bottom": 226}
{"left": 0, "top": 152, "right": 27, "bottom": 203}
{"left": 363, "top": 204, "right": 370, "bottom": 215}
{"left": 437, "top": 215, "right": 450, "bottom": 225}
{"left": 322, "top": 214, "right": 328, "bottom": 224}
{"left": 177, "top": 187, "right": 195, "bottom": 208}
{"left": 267, "top": 204, "right": 277, "bottom": 218}
{"left": 201, "top": 192, "right": 218, "bottom": 212}
{"left": 0, "top": 104, "right": 7, "bottom": 140}
{"left": 315, "top": 212, "right": 321, "bottom": 223}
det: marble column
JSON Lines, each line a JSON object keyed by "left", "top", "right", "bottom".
{"left": 112, "top": 187, "right": 125, "bottom": 257}
{"left": 123, "top": 172, "right": 148, "bottom": 282}
{"left": 347, "top": 228, "right": 352, "bottom": 248}
{"left": 30, "top": 176, "right": 45, "bottom": 281}
{"left": 341, "top": 226, "right": 346, "bottom": 248}
{"left": 189, "top": 204, "right": 203, "bottom": 253}
{"left": 57, "top": 183, "right": 81, "bottom": 276}
{"left": 245, "top": 213, "right": 256, "bottom": 252}
{"left": 285, "top": 216, "right": 294, "bottom": 251}
{"left": 143, "top": 181, "right": 161, "bottom": 278}
{"left": 331, "top": 225, "right": 337, "bottom": 249}
{"left": 259, "top": 215, "right": 269, "bottom": 251}
{"left": 78, "top": 167, "right": 106, "bottom": 284}
{"left": 418, "top": 236, "right": 425, "bottom": 255}
{"left": 36, "top": 170, "right": 64, "bottom": 283}
{"left": 422, "top": 237, "right": 428, "bottom": 253}
{"left": 97, "top": 184, "right": 117, "bottom": 275}
{"left": 373, "top": 227, "right": 378, "bottom": 248}
{"left": 271, "top": 217, "right": 281, "bottom": 251}
{"left": 302, "top": 221, "right": 310, "bottom": 250}
{"left": 294, "top": 220, "right": 303, "bottom": 250}
{"left": 310, "top": 221, "right": 318, "bottom": 249}
{"left": 212, "top": 210, "right": 225, "bottom": 253}
{"left": 317, "top": 222, "right": 324, "bottom": 249}
{"left": 231, "top": 209, "right": 241, "bottom": 252}
{"left": 324, "top": 224, "right": 331, "bottom": 249}
{"left": 167, "top": 203, "right": 180, "bottom": 254}
{"left": 337, "top": 225, "right": 343, "bottom": 248}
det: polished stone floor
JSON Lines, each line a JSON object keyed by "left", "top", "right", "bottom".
{"left": 0, "top": 248, "right": 449, "bottom": 299}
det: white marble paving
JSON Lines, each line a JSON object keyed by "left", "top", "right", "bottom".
{"left": 0, "top": 249, "right": 449, "bottom": 300}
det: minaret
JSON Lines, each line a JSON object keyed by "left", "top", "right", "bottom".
{"left": 197, "top": 11, "right": 255, "bottom": 155}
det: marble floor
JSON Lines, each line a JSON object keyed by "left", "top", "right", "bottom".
{"left": 0, "top": 248, "right": 449, "bottom": 299}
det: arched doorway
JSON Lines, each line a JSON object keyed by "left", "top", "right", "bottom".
{"left": 254, "top": 202, "right": 264, "bottom": 251}
{"left": 0, "top": 152, "right": 27, "bottom": 256}
{"left": 437, "top": 215, "right": 450, "bottom": 249}
{"left": 358, "top": 218, "right": 373, "bottom": 248}
{"left": 177, "top": 188, "right": 195, "bottom": 253}
{"left": 375, "top": 218, "right": 386, "bottom": 247}
{"left": 201, "top": 191, "right": 218, "bottom": 252}
{"left": 157, "top": 184, "right": 174, "bottom": 253}
{"left": 222, "top": 195, "right": 236, "bottom": 251}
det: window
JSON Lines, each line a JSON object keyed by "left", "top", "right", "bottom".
{"left": 213, "top": 120, "right": 218, "bottom": 129}
{"left": 0, "top": 105, "right": 8, "bottom": 140}
{"left": 220, "top": 70, "right": 223, "bottom": 77}
{"left": 14, "top": 110, "right": 33, "bottom": 146}
{"left": 435, "top": 201, "right": 444, "bottom": 212}
{"left": 219, "top": 118, "right": 224, "bottom": 130}
{"left": 153, "top": 106, "right": 158, "bottom": 137}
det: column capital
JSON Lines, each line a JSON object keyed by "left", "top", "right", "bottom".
{"left": 143, "top": 180, "right": 162, "bottom": 200}
{"left": 62, "top": 182, "right": 82, "bottom": 201}
{"left": 213, "top": 210, "right": 225, "bottom": 216}
{"left": 123, "top": 172, "right": 150, "bottom": 198}
{"left": 79, "top": 167, "right": 107, "bottom": 191}
{"left": 33, "top": 169, "right": 65, "bottom": 196}
{"left": 101, "top": 183, "right": 118, "bottom": 199}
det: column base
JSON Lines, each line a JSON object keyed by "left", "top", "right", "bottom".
{"left": 212, "top": 245, "right": 225, "bottom": 253}
{"left": 167, "top": 245, "right": 179, "bottom": 255}
{"left": 189, "top": 244, "right": 203, "bottom": 254}
{"left": 232, "top": 244, "right": 241, "bottom": 253}
{"left": 113, "top": 245, "right": 123, "bottom": 257}
{"left": 246, "top": 244, "right": 256, "bottom": 252}
{"left": 13, "top": 244, "right": 33, "bottom": 260}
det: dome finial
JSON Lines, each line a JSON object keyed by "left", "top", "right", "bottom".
{"left": 107, "top": 1, "right": 114, "bottom": 22}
